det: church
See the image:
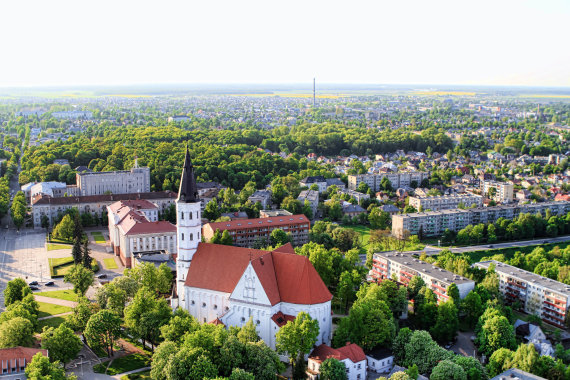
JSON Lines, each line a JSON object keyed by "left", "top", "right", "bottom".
{"left": 174, "top": 148, "right": 332, "bottom": 349}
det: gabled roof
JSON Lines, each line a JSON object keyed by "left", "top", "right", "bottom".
{"left": 184, "top": 243, "right": 332, "bottom": 306}
{"left": 271, "top": 311, "right": 296, "bottom": 327}
{"left": 309, "top": 343, "right": 366, "bottom": 363}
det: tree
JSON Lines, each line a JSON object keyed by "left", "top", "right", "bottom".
{"left": 4, "top": 278, "right": 32, "bottom": 306}
{"left": 41, "top": 215, "right": 50, "bottom": 232}
{"left": 160, "top": 308, "right": 199, "bottom": 343}
{"left": 68, "top": 296, "right": 98, "bottom": 331}
{"left": 392, "top": 328, "right": 413, "bottom": 365}
{"left": 151, "top": 341, "right": 178, "bottom": 380}
{"left": 237, "top": 317, "right": 260, "bottom": 344}
{"left": 25, "top": 352, "right": 75, "bottom": 380}
{"left": 165, "top": 347, "right": 218, "bottom": 380}
{"left": 204, "top": 198, "right": 221, "bottom": 221}
{"left": 302, "top": 199, "right": 314, "bottom": 219}
{"left": 336, "top": 270, "right": 360, "bottom": 313}
{"left": 477, "top": 315, "right": 516, "bottom": 356}
{"left": 320, "top": 358, "right": 347, "bottom": 380}
{"left": 369, "top": 208, "right": 390, "bottom": 229}
{"left": 229, "top": 368, "right": 255, "bottom": 380}
{"left": 124, "top": 287, "right": 172, "bottom": 349}
{"left": 407, "top": 276, "right": 425, "bottom": 302}
{"left": 446, "top": 283, "right": 460, "bottom": 305}
{"left": 71, "top": 238, "right": 82, "bottom": 265}
{"left": 270, "top": 228, "right": 291, "bottom": 246}
{"left": 84, "top": 310, "right": 122, "bottom": 357}
{"left": 276, "top": 312, "right": 319, "bottom": 376}
{"left": 461, "top": 291, "right": 483, "bottom": 326}
{"left": 64, "top": 264, "right": 94, "bottom": 296}
{"left": 452, "top": 355, "right": 487, "bottom": 380}
{"left": 380, "top": 177, "right": 392, "bottom": 191}
{"left": 157, "top": 263, "right": 174, "bottom": 294}
{"left": 430, "top": 360, "right": 466, "bottom": 380}
{"left": 0, "top": 317, "right": 34, "bottom": 348}
{"left": 430, "top": 301, "right": 459, "bottom": 344}
{"left": 403, "top": 330, "right": 453, "bottom": 375}
{"left": 0, "top": 301, "right": 39, "bottom": 330}
{"left": 327, "top": 201, "right": 343, "bottom": 221}
{"left": 510, "top": 343, "right": 539, "bottom": 374}
{"left": 82, "top": 239, "right": 92, "bottom": 269}
{"left": 52, "top": 214, "right": 75, "bottom": 241}
{"left": 487, "top": 348, "right": 514, "bottom": 377}
{"left": 40, "top": 325, "right": 82, "bottom": 369}
{"left": 281, "top": 196, "right": 301, "bottom": 214}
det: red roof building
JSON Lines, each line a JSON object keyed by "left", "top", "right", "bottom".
{"left": 0, "top": 347, "right": 48, "bottom": 376}
{"left": 308, "top": 343, "right": 367, "bottom": 380}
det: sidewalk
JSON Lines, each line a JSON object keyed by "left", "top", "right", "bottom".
{"left": 35, "top": 295, "right": 78, "bottom": 308}
{"left": 38, "top": 311, "right": 73, "bottom": 320}
{"left": 112, "top": 366, "right": 151, "bottom": 379}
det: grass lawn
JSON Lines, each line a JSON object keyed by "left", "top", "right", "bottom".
{"left": 121, "top": 370, "right": 151, "bottom": 380}
{"left": 342, "top": 225, "right": 371, "bottom": 247}
{"left": 94, "top": 354, "right": 151, "bottom": 376}
{"left": 48, "top": 237, "right": 73, "bottom": 244}
{"left": 37, "top": 302, "right": 72, "bottom": 318}
{"left": 37, "top": 316, "right": 67, "bottom": 331}
{"left": 92, "top": 232, "right": 106, "bottom": 243}
{"left": 35, "top": 289, "right": 78, "bottom": 302}
{"left": 49, "top": 256, "right": 98, "bottom": 277}
{"left": 103, "top": 258, "right": 118, "bottom": 269}
{"left": 47, "top": 243, "right": 72, "bottom": 251}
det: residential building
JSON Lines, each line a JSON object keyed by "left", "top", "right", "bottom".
{"left": 300, "top": 176, "right": 327, "bottom": 193}
{"left": 408, "top": 193, "right": 482, "bottom": 212}
{"left": 341, "top": 189, "right": 370, "bottom": 204}
{"left": 0, "top": 346, "right": 48, "bottom": 378}
{"left": 366, "top": 348, "right": 394, "bottom": 374}
{"left": 348, "top": 172, "right": 429, "bottom": 192}
{"left": 342, "top": 204, "right": 366, "bottom": 218}
{"left": 474, "top": 260, "right": 570, "bottom": 329}
{"left": 368, "top": 252, "right": 475, "bottom": 302}
{"left": 308, "top": 343, "right": 367, "bottom": 380}
{"left": 513, "top": 320, "right": 554, "bottom": 357}
{"left": 490, "top": 368, "right": 546, "bottom": 380}
{"left": 297, "top": 190, "right": 319, "bottom": 218}
{"left": 248, "top": 190, "right": 272, "bottom": 209}
{"left": 76, "top": 162, "right": 150, "bottom": 196}
{"left": 31, "top": 191, "right": 177, "bottom": 228}
{"left": 259, "top": 209, "right": 292, "bottom": 218}
{"left": 21, "top": 181, "right": 79, "bottom": 203}
{"left": 325, "top": 178, "right": 346, "bottom": 191}
{"left": 392, "top": 201, "right": 570, "bottom": 238}
{"left": 107, "top": 199, "right": 177, "bottom": 267}
{"left": 202, "top": 215, "right": 310, "bottom": 247}
{"left": 220, "top": 211, "right": 249, "bottom": 220}
{"left": 381, "top": 204, "right": 400, "bottom": 216}
{"left": 482, "top": 181, "right": 514, "bottom": 203}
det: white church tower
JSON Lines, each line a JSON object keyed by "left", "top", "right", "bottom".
{"left": 175, "top": 146, "right": 201, "bottom": 310}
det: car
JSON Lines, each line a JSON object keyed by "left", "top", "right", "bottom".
{"left": 28, "top": 281, "right": 38, "bottom": 286}
{"left": 29, "top": 286, "right": 40, "bottom": 291}
{"left": 97, "top": 274, "right": 108, "bottom": 279}
{"left": 44, "top": 281, "right": 55, "bottom": 286}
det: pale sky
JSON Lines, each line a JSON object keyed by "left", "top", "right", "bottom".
{"left": 0, "top": 0, "right": 568, "bottom": 87}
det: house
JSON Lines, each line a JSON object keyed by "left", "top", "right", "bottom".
{"left": 221, "top": 211, "right": 249, "bottom": 220}
{"left": 517, "top": 190, "right": 532, "bottom": 201}
{"left": 308, "top": 343, "right": 367, "bottom": 380}
{"left": 381, "top": 204, "right": 400, "bottom": 216}
{"left": 259, "top": 209, "right": 292, "bottom": 218}
{"left": 365, "top": 347, "right": 394, "bottom": 374}
{"left": 326, "top": 178, "right": 346, "bottom": 191}
{"left": 342, "top": 204, "right": 366, "bottom": 218}
{"left": 490, "top": 368, "right": 546, "bottom": 380}
{"left": 297, "top": 190, "right": 319, "bottom": 218}
{"left": 300, "top": 176, "right": 327, "bottom": 193}
{"left": 248, "top": 190, "right": 272, "bottom": 209}
{"left": 513, "top": 320, "right": 554, "bottom": 357}
{"left": 0, "top": 346, "right": 48, "bottom": 378}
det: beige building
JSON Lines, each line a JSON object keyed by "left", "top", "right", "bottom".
{"left": 475, "top": 260, "right": 570, "bottom": 329}
{"left": 32, "top": 191, "right": 177, "bottom": 228}
{"left": 348, "top": 171, "right": 429, "bottom": 192}
{"left": 409, "top": 193, "right": 482, "bottom": 211}
{"left": 482, "top": 181, "right": 514, "bottom": 204}
{"left": 297, "top": 190, "right": 319, "bottom": 218}
{"left": 368, "top": 252, "right": 475, "bottom": 302}
{"left": 76, "top": 165, "right": 150, "bottom": 196}
{"left": 392, "top": 201, "right": 570, "bottom": 238}
{"left": 107, "top": 199, "right": 177, "bottom": 267}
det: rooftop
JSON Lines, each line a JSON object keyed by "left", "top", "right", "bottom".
{"left": 32, "top": 191, "right": 176, "bottom": 206}
{"left": 475, "top": 260, "right": 570, "bottom": 297}
{"left": 410, "top": 193, "right": 482, "bottom": 200}
{"left": 205, "top": 214, "right": 309, "bottom": 232}
{"left": 376, "top": 252, "right": 475, "bottom": 285}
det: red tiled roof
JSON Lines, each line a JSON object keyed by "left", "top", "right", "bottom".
{"left": 32, "top": 191, "right": 176, "bottom": 206}
{"left": 108, "top": 199, "right": 157, "bottom": 213}
{"left": 204, "top": 214, "right": 310, "bottom": 232}
{"left": 0, "top": 347, "right": 47, "bottom": 372}
{"left": 122, "top": 219, "right": 176, "bottom": 236}
{"left": 271, "top": 311, "right": 296, "bottom": 327}
{"left": 309, "top": 343, "right": 366, "bottom": 364}
{"left": 184, "top": 243, "right": 332, "bottom": 305}
{"left": 209, "top": 318, "right": 225, "bottom": 326}
{"left": 273, "top": 242, "right": 295, "bottom": 254}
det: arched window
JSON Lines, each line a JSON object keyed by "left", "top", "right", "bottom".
{"left": 180, "top": 212, "right": 184, "bottom": 220}
{"left": 190, "top": 233, "right": 193, "bottom": 241}
{"left": 181, "top": 233, "right": 184, "bottom": 241}
{"left": 189, "top": 212, "right": 193, "bottom": 220}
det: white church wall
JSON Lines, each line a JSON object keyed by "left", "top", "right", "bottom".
{"left": 280, "top": 301, "right": 332, "bottom": 345}
{"left": 186, "top": 287, "right": 231, "bottom": 324}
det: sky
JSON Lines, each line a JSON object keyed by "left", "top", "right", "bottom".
{"left": 0, "top": 0, "right": 568, "bottom": 88}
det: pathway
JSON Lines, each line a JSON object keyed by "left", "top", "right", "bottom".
{"left": 35, "top": 295, "right": 78, "bottom": 307}
{"left": 38, "top": 311, "right": 73, "bottom": 321}
{"left": 111, "top": 366, "right": 151, "bottom": 379}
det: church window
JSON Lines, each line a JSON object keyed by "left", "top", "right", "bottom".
{"left": 203, "top": 318, "right": 206, "bottom": 323}
{"left": 213, "top": 304, "right": 217, "bottom": 310}
{"left": 256, "top": 320, "right": 260, "bottom": 325}
{"left": 190, "top": 233, "right": 193, "bottom": 241}
{"left": 225, "top": 306, "right": 229, "bottom": 311}
{"left": 202, "top": 302, "right": 206, "bottom": 308}
{"left": 181, "top": 233, "right": 184, "bottom": 241}
{"left": 241, "top": 317, "right": 245, "bottom": 322}
{"left": 191, "top": 300, "right": 195, "bottom": 305}
{"left": 196, "top": 211, "right": 199, "bottom": 219}
{"left": 180, "top": 212, "right": 184, "bottom": 220}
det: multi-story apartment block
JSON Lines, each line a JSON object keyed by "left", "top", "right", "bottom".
{"left": 482, "top": 181, "right": 514, "bottom": 203}
{"left": 202, "top": 214, "right": 310, "bottom": 247}
{"left": 76, "top": 165, "right": 150, "bottom": 196}
{"left": 348, "top": 172, "right": 429, "bottom": 192}
{"left": 368, "top": 252, "right": 475, "bottom": 302}
{"left": 474, "top": 260, "right": 570, "bottom": 329}
{"left": 340, "top": 189, "right": 370, "bottom": 204}
{"left": 409, "top": 193, "right": 482, "bottom": 212}
{"left": 392, "top": 201, "right": 570, "bottom": 238}
{"left": 297, "top": 190, "right": 319, "bottom": 218}
{"left": 32, "top": 191, "right": 177, "bottom": 228}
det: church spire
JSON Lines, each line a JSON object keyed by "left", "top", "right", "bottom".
{"left": 178, "top": 145, "right": 199, "bottom": 203}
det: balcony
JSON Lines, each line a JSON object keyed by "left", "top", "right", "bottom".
{"left": 544, "top": 300, "right": 566, "bottom": 312}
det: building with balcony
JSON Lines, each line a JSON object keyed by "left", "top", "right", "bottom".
{"left": 409, "top": 193, "right": 483, "bottom": 212}
{"left": 348, "top": 172, "right": 429, "bottom": 192}
{"left": 482, "top": 181, "right": 514, "bottom": 204}
{"left": 392, "top": 201, "right": 570, "bottom": 238}
{"left": 368, "top": 252, "right": 475, "bottom": 303}
{"left": 202, "top": 215, "right": 310, "bottom": 248}
{"left": 474, "top": 260, "right": 570, "bottom": 329}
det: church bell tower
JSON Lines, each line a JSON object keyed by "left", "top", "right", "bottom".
{"left": 175, "top": 146, "right": 201, "bottom": 310}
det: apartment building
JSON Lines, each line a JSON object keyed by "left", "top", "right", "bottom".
{"left": 202, "top": 214, "right": 310, "bottom": 247}
{"left": 297, "top": 190, "right": 319, "bottom": 218}
{"left": 341, "top": 189, "right": 370, "bottom": 204}
{"left": 392, "top": 201, "right": 570, "bottom": 238}
{"left": 474, "top": 260, "right": 570, "bottom": 329}
{"left": 482, "top": 181, "right": 514, "bottom": 203}
{"left": 348, "top": 172, "right": 429, "bottom": 192}
{"left": 409, "top": 193, "right": 482, "bottom": 212}
{"left": 76, "top": 165, "right": 150, "bottom": 196}
{"left": 368, "top": 252, "right": 475, "bottom": 302}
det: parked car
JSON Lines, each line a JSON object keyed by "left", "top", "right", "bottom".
{"left": 97, "top": 274, "right": 107, "bottom": 279}
{"left": 28, "top": 281, "right": 38, "bottom": 286}
{"left": 29, "top": 286, "right": 40, "bottom": 291}
{"left": 44, "top": 281, "right": 55, "bottom": 286}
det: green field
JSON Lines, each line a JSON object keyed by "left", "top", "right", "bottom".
{"left": 37, "top": 302, "right": 72, "bottom": 318}
{"left": 92, "top": 232, "right": 106, "bottom": 243}
{"left": 48, "top": 256, "right": 99, "bottom": 277}
{"left": 462, "top": 241, "right": 570, "bottom": 264}
{"left": 36, "top": 289, "right": 78, "bottom": 302}
{"left": 103, "top": 258, "right": 118, "bottom": 269}
{"left": 47, "top": 243, "right": 72, "bottom": 251}
{"left": 121, "top": 370, "right": 151, "bottom": 380}
{"left": 37, "top": 316, "right": 67, "bottom": 331}
{"left": 94, "top": 354, "right": 151, "bottom": 376}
